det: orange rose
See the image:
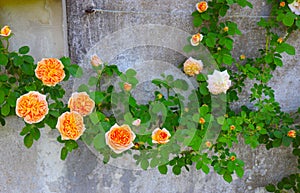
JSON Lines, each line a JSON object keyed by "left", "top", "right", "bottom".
{"left": 35, "top": 58, "right": 65, "bottom": 86}
{"left": 56, "top": 111, "right": 85, "bottom": 140}
{"left": 287, "top": 130, "right": 296, "bottom": 138}
{"left": 196, "top": 1, "right": 208, "bottom": 13}
{"left": 280, "top": 1, "right": 286, "bottom": 7}
{"left": 123, "top": 82, "right": 132, "bottom": 91}
{"left": 105, "top": 124, "right": 136, "bottom": 154}
{"left": 205, "top": 141, "right": 212, "bottom": 148}
{"left": 0, "top": 26, "right": 11, "bottom": 37}
{"left": 277, "top": 37, "right": 283, "bottom": 44}
{"left": 16, "top": 91, "right": 48, "bottom": 124}
{"left": 190, "top": 33, "right": 203, "bottom": 46}
{"left": 230, "top": 155, "right": 236, "bottom": 161}
{"left": 68, "top": 92, "right": 95, "bottom": 116}
{"left": 199, "top": 117, "right": 205, "bottom": 125}
{"left": 152, "top": 128, "right": 171, "bottom": 144}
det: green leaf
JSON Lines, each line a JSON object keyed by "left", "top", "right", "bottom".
{"left": 193, "top": 16, "right": 203, "bottom": 27}
{"left": 60, "top": 57, "right": 71, "bottom": 66}
{"left": 276, "top": 43, "right": 296, "bottom": 55}
{"left": 183, "top": 45, "right": 193, "bottom": 53}
{"left": 235, "top": 166, "right": 244, "bottom": 178}
{"left": 223, "top": 172, "right": 233, "bottom": 183}
{"left": 0, "top": 90, "right": 5, "bottom": 104}
{"left": 205, "top": 37, "right": 216, "bottom": 48}
{"left": 25, "top": 84, "right": 37, "bottom": 92}
{"left": 273, "top": 131, "right": 283, "bottom": 138}
{"left": 0, "top": 74, "right": 8, "bottom": 82}
{"left": 222, "top": 54, "right": 233, "bottom": 65}
{"left": 65, "top": 140, "right": 78, "bottom": 151}
{"left": 14, "top": 56, "right": 23, "bottom": 66}
{"left": 141, "top": 159, "right": 149, "bottom": 170}
{"left": 125, "top": 69, "right": 137, "bottom": 77}
{"left": 20, "top": 125, "right": 32, "bottom": 136}
{"left": 172, "top": 165, "right": 181, "bottom": 175}
{"left": 158, "top": 165, "right": 168, "bottom": 174}
{"left": 0, "top": 54, "right": 8, "bottom": 66}
{"left": 93, "top": 132, "right": 106, "bottom": 150}
{"left": 30, "top": 127, "right": 41, "bottom": 140}
{"left": 71, "top": 65, "right": 83, "bottom": 78}
{"left": 19, "top": 46, "right": 30, "bottom": 54}
{"left": 88, "top": 77, "right": 98, "bottom": 86}
{"left": 283, "top": 13, "right": 296, "bottom": 27}
{"left": 150, "top": 158, "right": 159, "bottom": 168}
{"left": 60, "top": 147, "right": 68, "bottom": 160}
{"left": 265, "top": 184, "right": 276, "bottom": 192}
{"left": 202, "top": 164, "right": 210, "bottom": 174}
{"left": 1, "top": 103, "right": 10, "bottom": 116}
{"left": 21, "top": 62, "right": 34, "bottom": 75}
{"left": 24, "top": 133, "right": 34, "bottom": 148}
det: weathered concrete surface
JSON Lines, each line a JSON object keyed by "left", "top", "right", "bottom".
{"left": 0, "top": 0, "right": 299, "bottom": 193}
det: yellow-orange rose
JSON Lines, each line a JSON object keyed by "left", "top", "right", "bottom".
{"left": 123, "top": 82, "right": 132, "bottom": 91}
{"left": 190, "top": 33, "right": 203, "bottom": 46}
{"left": 105, "top": 123, "right": 136, "bottom": 154}
{"left": 16, "top": 91, "right": 48, "bottom": 124}
{"left": 35, "top": 58, "right": 65, "bottom": 86}
{"left": 287, "top": 130, "right": 296, "bottom": 138}
{"left": 68, "top": 92, "right": 95, "bottom": 116}
{"left": 0, "top": 26, "right": 11, "bottom": 37}
{"left": 196, "top": 1, "right": 208, "bottom": 13}
{"left": 56, "top": 111, "right": 85, "bottom": 140}
{"left": 152, "top": 128, "right": 171, "bottom": 144}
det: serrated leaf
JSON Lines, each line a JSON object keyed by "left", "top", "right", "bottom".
{"left": 235, "top": 166, "right": 244, "bottom": 178}
{"left": 68, "top": 65, "right": 83, "bottom": 78}
{"left": 223, "top": 172, "right": 232, "bottom": 183}
{"left": 202, "top": 164, "right": 210, "bottom": 174}
{"left": 30, "top": 127, "right": 41, "bottom": 140}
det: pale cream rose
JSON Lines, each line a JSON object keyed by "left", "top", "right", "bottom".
{"left": 68, "top": 92, "right": 95, "bottom": 116}
{"left": 91, "top": 54, "right": 103, "bottom": 67}
{"left": 183, "top": 57, "right": 203, "bottom": 76}
{"left": 132, "top": 119, "right": 141, "bottom": 126}
{"left": 152, "top": 128, "right": 171, "bottom": 144}
{"left": 190, "top": 33, "right": 203, "bottom": 46}
{"left": 207, "top": 70, "right": 231, "bottom": 95}
{"left": 288, "top": 0, "right": 300, "bottom": 15}
{"left": 105, "top": 124, "right": 136, "bottom": 154}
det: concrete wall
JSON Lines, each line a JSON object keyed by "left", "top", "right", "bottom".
{"left": 0, "top": 0, "right": 299, "bottom": 193}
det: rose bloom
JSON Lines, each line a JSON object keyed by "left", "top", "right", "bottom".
{"left": 287, "top": 130, "right": 296, "bottom": 138}
{"left": 205, "top": 141, "right": 212, "bottom": 148}
{"left": 132, "top": 119, "right": 141, "bottom": 126}
{"left": 190, "top": 33, "right": 203, "bottom": 46}
{"left": 91, "top": 54, "right": 103, "bottom": 67}
{"left": 230, "top": 155, "right": 236, "bottom": 161}
{"left": 183, "top": 57, "right": 203, "bottom": 76}
{"left": 196, "top": 1, "right": 208, "bottom": 13}
{"left": 56, "top": 111, "right": 85, "bottom": 140}
{"left": 277, "top": 37, "right": 283, "bottom": 44}
{"left": 0, "top": 26, "right": 11, "bottom": 37}
{"left": 123, "top": 82, "right": 132, "bottom": 91}
{"left": 288, "top": 0, "right": 300, "bottom": 15}
{"left": 35, "top": 58, "right": 65, "bottom": 86}
{"left": 105, "top": 124, "right": 136, "bottom": 154}
{"left": 16, "top": 91, "right": 48, "bottom": 124}
{"left": 223, "top": 26, "right": 229, "bottom": 32}
{"left": 280, "top": 1, "right": 286, "bottom": 7}
{"left": 207, "top": 70, "right": 231, "bottom": 95}
{"left": 68, "top": 92, "right": 95, "bottom": 116}
{"left": 152, "top": 128, "right": 171, "bottom": 144}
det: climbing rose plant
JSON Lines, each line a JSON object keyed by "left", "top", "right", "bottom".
{"left": 0, "top": 0, "right": 300, "bottom": 192}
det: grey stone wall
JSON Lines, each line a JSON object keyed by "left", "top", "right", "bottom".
{"left": 0, "top": 0, "right": 299, "bottom": 193}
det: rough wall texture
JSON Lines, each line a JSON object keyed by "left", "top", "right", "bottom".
{"left": 0, "top": 0, "right": 299, "bottom": 193}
